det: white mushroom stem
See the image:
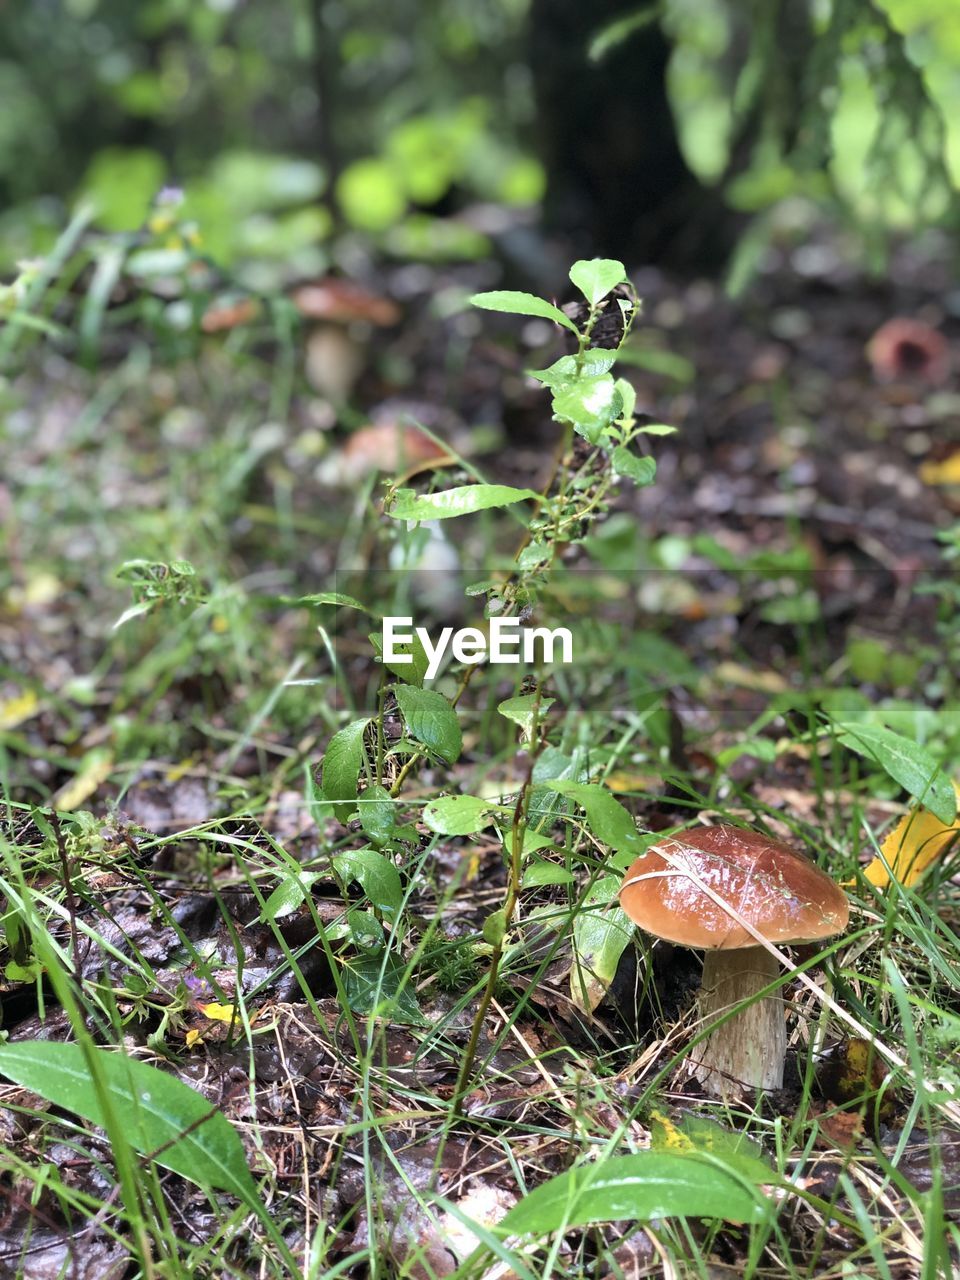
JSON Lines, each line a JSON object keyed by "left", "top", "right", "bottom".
{"left": 693, "top": 946, "right": 786, "bottom": 1097}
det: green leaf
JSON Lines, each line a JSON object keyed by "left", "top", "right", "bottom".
{"left": 469, "top": 290, "right": 580, "bottom": 334}
{"left": 0, "top": 311, "right": 67, "bottom": 338}
{"left": 126, "top": 248, "right": 191, "bottom": 277}
{"left": 522, "top": 859, "right": 574, "bottom": 887}
{"left": 294, "top": 592, "right": 374, "bottom": 612}
{"left": 715, "top": 739, "right": 778, "bottom": 769}
{"left": 529, "top": 351, "right": 617, "bottom": 387}
{"left": 552, "top": 376, "right": 622, "bottom": 445}
{"left": 336, "top": 157, "right": 405, "bottom": 232}
{"left": 588, "top": 9, "right": 659, "bottom": 63}
{"left": 357, "top": 784, "right": 397, "bottom": 845}
{"left": 423, "top": 794, "right": 498, "bottom": 836}
{"left": 369, "top": 629, "right": 429, "bottom": 687}
{"left": 499, "top": 1152, "right": 770, "bottom": 1236}
{"left": 387, "top": 484, "right": 540, "bottom": 522}
{"left": 833, "top": 721, "right": 957, "bottom": 824}
{"left": 0, "top": 1042, "right": 256, "bottom": 1202}
{"left": 616, "top": 344, "right": 696, "bottom": 384}
{"left": 321, "top": 717, "right": 371, "bottom": 823}
{"left": 544, "top": 781, "right": 645, "bottom": 856}
{"left": 569, "top": 258, "right": 627, "bottom": 306}
{"left": 526, "top": 748, "right": 587, "bottom": 826}
{"left": 113, "top": 601, "right": 154, "bottom": 630}
{"left": 498, "top": 694, "right": 554, "bottom": 740}
{"left": 649, "top": 1111, "right": 774, "bottom": 1185}
{"left": 571, "top": 874, "right": 634, "bottom": 1012}
{"left": 259, "top": 871, "right": 322, "bottom": 922}
{"left": 615, "top": 377, "right": 636, "bottom": 423}
{"left": 348, "top": 908, "right": 385, "bottom": 950}
{"left": 611, "top": 447, "right": 657, "bottom": 487}
{"left": 394, "top": 685, "right": 462, "bottom": 763}
{"left": 510, "top": 827, "right": 558, "bottom": 857}
{"left": 333, "top": 847, "right": 403, "bottom": 918}
{"left": 637, "top": 423, "right": 677, "bottom": 436}
{"left": 342, "top": 952, "right": 422, "bottom": 1023}
{"left": 482, "top": 907, "right": 508, "bottom": 947}
{"left": 82, "top": 147, "right": 166, "bottom": 233}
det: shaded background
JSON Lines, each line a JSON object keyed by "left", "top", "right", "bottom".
{"left": 2, "top": 0, "right": 960, "bottom": 283}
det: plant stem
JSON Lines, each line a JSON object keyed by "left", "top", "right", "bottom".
{"left": 449, "top": 684, "right": 544, "bottom": 1120}
{"left": 375, "top": 667, "right": 386, "bottom": 786}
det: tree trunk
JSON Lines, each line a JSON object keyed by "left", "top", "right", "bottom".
{"left": 528, "top": 0, "right": 740, "bottom": 272}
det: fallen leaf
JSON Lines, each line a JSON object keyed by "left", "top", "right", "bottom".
{"left": 815, "top": 1037, "right": 896, "bottom": 1120}
{"left": 52, "top": 751, "right": 114, "bottom": 811}
{"left": 198, "top": 1002, "right": 239, "bottom": 1024}
{"left": 919, "top": 452, "right": 960, "bottom": 486}
{"left": 859, "top": 781, "right": 960, "bottom": 889}
{"left": 0, "top": 689, "right": 41, "bottom": 730}
{"left": 604, "top": 769, "right": 663, "bottom": 793}
{"left": 812, "top": 1107, "right": 864, "bottom": 1150}
{"left": 6, "top": 571, "right": 62, "bottom": 610}
{"left": 164, "top": 756, "right": 198, "bottom": 783}
{"left": 713, "top": 661, "right": 788, "bottom": 693}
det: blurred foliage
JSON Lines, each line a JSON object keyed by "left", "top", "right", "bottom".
{"left": 0, "top": 0, "right": 536, "bottom": 273}
{"left": 655, "top": 0, "right": 960, "bottom": 230}
{"left": 0, "top": 0, "right": 958, "bottom": 279}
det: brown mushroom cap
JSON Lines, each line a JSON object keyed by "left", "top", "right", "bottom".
{"left": 291, "top": 279, "right": 400, "bottom": 327}
{"left": 619, "top": 824, "right": 848, "bottom": 950}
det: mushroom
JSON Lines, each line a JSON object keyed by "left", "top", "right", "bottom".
{"left": 867, "top": 317, "right": 950, "bottom": 386}
{"left": 201, "top": 278, "right": 401, "bottom": 402}
{"left": 619, "top": 824, "right": 848, "bottom": 1097}
{"left": 289, "top": 279, "right": 401, "bottom": 329}
{"left": 317, "top": 419, "right": 451, "bottom": 485}
{"left": 292, "top": 278, "right": 401, "bottom": 403}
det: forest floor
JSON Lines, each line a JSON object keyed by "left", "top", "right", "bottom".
{"left": 1, "top": 231, "right": 959, "bottom": 1278}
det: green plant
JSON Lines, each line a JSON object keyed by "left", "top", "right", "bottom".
{"left": 304, "top": 259, "right": 671, "bottom": 1089}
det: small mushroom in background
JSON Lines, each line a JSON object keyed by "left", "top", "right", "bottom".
{"left": 316, "top": 419, "right": 450, "bottom": 486}
{"left": 867, "top": 317, "right": 950, "bottom": 385}
{"left": 290, "top": 279, "right": 401, "bottom": 329}
{"left": 619, "top": 824, "right": 849, "bottom": 1098}
{"left": 201, "top": 277, "right": 402, "bottom": 403}
{"left": 292, "top": 278, "right": 401, "bottom": 403}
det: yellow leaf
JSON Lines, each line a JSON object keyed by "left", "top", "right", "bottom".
{"left": 10, "top": 572, "right": 62, "bottom": 608}
{"left": 861, "top": 781, "right": 960, "bottom": 889}
{"left": 604, "top": 769, "right": 662, "bottom": 793}
{"left": 648, "top": 1109, "right": 695, "bottom": 1154}
{"left": 164, "top": 756, "right": 196, "bottom": 783}
{"left": 52, "top": 750, "right": 114, "bottom": 811}
{"left": 713, "top": 661, "right": 788, "bottom": 693}
{"left": 185, "top": 1029, "right": 204, "bottom": 1049}
{"left": 919, "top": 452, "right": 960, "bottom": 486}
{"left": 0, "top": 689, "right": 40, "bottom": 731}
{"left": 198, "top": 1002, "right": 238, "bottom": 1024}
{"left": 815, "top": 1036, "right": 896, "bottom": 1119}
